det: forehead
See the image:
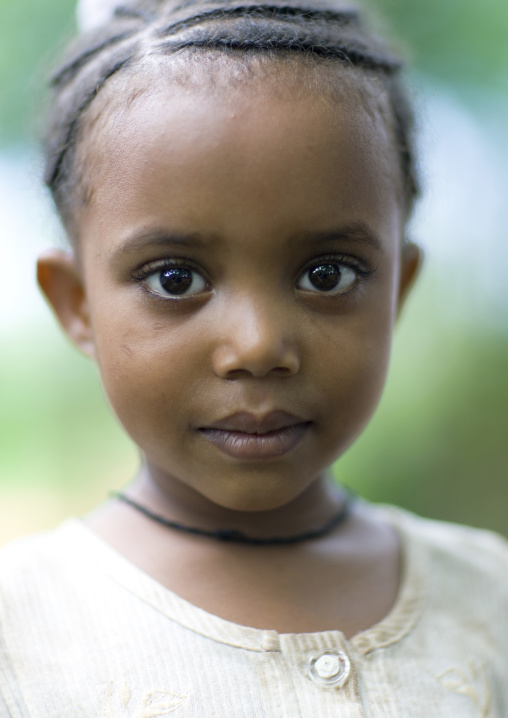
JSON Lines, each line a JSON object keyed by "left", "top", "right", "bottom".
{"left": 77, "top": 55, "right": 402, "bottom": 244}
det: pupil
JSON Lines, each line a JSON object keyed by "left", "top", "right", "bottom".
{"left": 309, "top": 264, "right": 340, "bottom": 291}
{"left": 160, "top": 268, "right": 193, "bottom": 294}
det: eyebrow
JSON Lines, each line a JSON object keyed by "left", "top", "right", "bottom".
{"left": 302, "top": 222, "right": 383, "bottom": 251}
{"left": 112, "top": 230, "right": 209, "bottom": 261}
{"left": 112, "top": 220, "right": 382, "bottom": 260}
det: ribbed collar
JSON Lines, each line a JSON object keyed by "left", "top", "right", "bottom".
{"left": 56, "top": 504, "right": 426, "bottom": 657}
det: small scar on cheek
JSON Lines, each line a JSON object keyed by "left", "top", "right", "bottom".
{"left": 122, "top": 345, "right": 134, "bottom": 357}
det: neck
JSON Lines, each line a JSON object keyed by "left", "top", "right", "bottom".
{"left": 126, "top": 461, "right": 346, "bottom": 540}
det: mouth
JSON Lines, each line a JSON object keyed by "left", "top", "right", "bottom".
{"left": 199, "top": 411, "right": 312, "bottom": 460}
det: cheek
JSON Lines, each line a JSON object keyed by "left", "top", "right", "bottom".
{"left": 324, "top": 325, "right": 391, "bottom": 400}
{"left": 310, "top": 294, "right": 396, "bottom": 438}
{"left": 89, "top": 298, "right": 203, "bottom": 440}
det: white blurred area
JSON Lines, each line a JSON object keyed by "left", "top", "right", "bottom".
{"left": 1, "top": 83, "right": 507, "bottom": 334}
{"left": 409, "top": 84, "right": 508, "bottom": 329}
{"left": 76, "top": 0, "right": 120, "bottom": 31}
{"left": 0, "top": 153, "right": 65, "bottom": 331}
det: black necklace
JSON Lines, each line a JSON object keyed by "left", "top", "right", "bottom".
{"left": 112, "top": 491, "right": 354, "bottom": 545}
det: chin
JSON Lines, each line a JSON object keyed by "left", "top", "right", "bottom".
{"left": 201, "top": 478, "right": 312, "bottom": 514}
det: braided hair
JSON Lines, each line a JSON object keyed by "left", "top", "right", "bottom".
{"left": 44, "top": 0, "right": 419, "bottom": 239}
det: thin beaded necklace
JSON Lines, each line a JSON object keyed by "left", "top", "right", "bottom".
{"left": 112, "top": 491, "right": 354, "bottom": 546}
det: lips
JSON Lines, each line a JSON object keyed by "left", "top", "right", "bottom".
{"left": 199, "top": 410, "right": 312, "bottom": 460}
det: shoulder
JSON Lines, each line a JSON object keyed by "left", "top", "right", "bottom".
{"left": 380, "top": 504, "right": 508, "bottom": 600}
{"left": 0, "top": 521, "right": 94, "bottom": 615}
{"left": 381, "top": 504, "right": 508, "bottom": 568}
{"left": 386, "top": 505, "right": 508, "bottom": 559}
{"left": 0, "top": 521, "right": 75, "bottom": 575}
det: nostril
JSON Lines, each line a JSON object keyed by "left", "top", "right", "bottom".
{"left": 211, "top": 325, "right": 300, "bottom": 379}
{"left": 272, "top": 366, "right": 294, "bottom": 375}
{"left": 215, "top": 360, "right": 299, "bottom": 380}
{"left": 221, "top": 365, "right": 293, "bottom": 380}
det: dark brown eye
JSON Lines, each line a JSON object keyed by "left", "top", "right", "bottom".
{"left": 160, "top": 268, "right": 193, "bottom": 294}
{"left": 298, "top": 263, "right": 356, "bottom": 294}
{"left": 145, "top": 266, "right": 207, "bottom": 297}
{"left": 309, "top": 265, "right": 340, "bottom": 290}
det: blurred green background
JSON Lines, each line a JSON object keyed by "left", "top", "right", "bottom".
{"left": 0, "top": 0, "right": 507, "bottom": 545}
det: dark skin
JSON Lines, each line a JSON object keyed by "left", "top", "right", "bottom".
{"left": 38, "top": 65, "right": 420, "bottom": 637}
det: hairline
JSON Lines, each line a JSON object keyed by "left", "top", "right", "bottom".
{"left": 66, "top": 49, "right": 404, "bottom": 245}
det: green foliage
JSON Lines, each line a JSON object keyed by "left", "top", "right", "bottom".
{"left": 367, "top": 0, "right": 508, "bottom": 89}
{"left": 0, "top": 0, "right": 75, "bottom": 142}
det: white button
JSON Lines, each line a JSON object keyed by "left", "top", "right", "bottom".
{"left": 308, "top": 650, "right": 350, "bottom": 688}
{"left": 315, "top": 654, "right": 340, "bottom": 679}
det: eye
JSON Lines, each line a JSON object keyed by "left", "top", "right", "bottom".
{"left": 297, "top": 263, "right": 357, "bottom": 294}
{"left": 144, "top": 266, "right": 208, "bottom": 297}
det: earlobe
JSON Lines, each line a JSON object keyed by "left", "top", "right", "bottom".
{"left": 37, "top": 249, "right": 95, "bottom": 358}
{"left": 396, "top": 242, "right": 422, "bottom": 317}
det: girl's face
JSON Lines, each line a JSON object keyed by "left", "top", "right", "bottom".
{"left": 40, "top": 65, "right": 419, "bottom": 513}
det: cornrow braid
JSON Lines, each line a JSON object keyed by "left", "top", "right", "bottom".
{"left": 154, "top": 5, "right": 400, "bottom": 68}
{"left": 158, "top": 5, "right": 360, "bottom": 36}
{"left": 44, "top": 0, "right": 420, "bottom": 235}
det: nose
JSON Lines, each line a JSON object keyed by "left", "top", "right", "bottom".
{"left": 211, "top": 295, "right": 301, "bottom": 379}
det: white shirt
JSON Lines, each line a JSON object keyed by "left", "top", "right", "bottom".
{"left": 1, "top": 506, "right": 507, "bottom": 717}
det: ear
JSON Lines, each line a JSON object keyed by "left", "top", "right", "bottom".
{"left": 37, "top": 249, "right": 95, "bottom": 358}
{"left": 396, "top": 242, "right": 422, "bottom": 317}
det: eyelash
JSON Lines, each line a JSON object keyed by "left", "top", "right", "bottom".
{"left": 299, "top": 254, "right": 374, "bottom": 286}
{"left": 132, "top": 258, "right": 210, "bottom": 299}
{"left": 131, "top": 254, "right": 375, "bottom": 300}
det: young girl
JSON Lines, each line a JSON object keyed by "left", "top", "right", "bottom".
{"left": 1, "top": 0, "right": 508, "bottom": 715}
